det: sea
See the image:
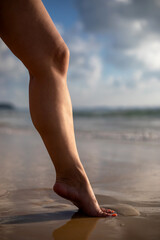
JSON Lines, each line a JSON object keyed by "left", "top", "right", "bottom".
{"left": 1, "top": 107, "right": 160, "bottom": 144}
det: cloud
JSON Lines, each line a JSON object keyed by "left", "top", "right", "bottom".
{"left": 0, "top": 39, "right": 28, "bottom": 108}
{"left": 75, "top": 0, "right": 160, "bottom": 35}
{"left": 125, "top": 39, "right": 160, "bottom": 71}
{"left": 54, "top": 11, "right": 160, "bottom": 107}
{"left": 61, "top": 22, "right": 103, "bottom": 87}
{"left": 75, "top": 0, "right": 160, "bottom": 73}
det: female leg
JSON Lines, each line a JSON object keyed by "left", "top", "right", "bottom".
{"left": 0, "top": 0, "right": 112, "bottom": 217}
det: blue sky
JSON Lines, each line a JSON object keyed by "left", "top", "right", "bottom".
{"left": 43, "top": 0, "right": 78, "bottom": 29}
{"left": 1, "top": 0, "right": 160, "bottom": 108}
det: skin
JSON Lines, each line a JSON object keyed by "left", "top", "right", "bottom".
{"left": 0, "top": 0, "right": 116, "bottom": 217}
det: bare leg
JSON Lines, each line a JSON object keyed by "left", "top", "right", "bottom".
{"left": 0, "top": 0, "right": 115, "bottom": 217}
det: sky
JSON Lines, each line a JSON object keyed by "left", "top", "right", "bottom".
{"left": 1, "top": 0, "right": 160, "bottom": 108}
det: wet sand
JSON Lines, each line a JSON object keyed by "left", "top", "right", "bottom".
{"left": 0, "top": 122, "right": 160, "bottom": 240}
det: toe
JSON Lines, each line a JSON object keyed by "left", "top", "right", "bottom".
{"left": 96, "top": 208, "right": 111, "bottom": 217}
{"left": 100, "top": 208, "right": 118, "bottom": 217}
{"left": 101, "top": 208, "right": 114, "bottom": 213}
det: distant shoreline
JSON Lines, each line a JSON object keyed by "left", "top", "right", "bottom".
{"left": 73, "top": 107, "right": 160, "bottom": 118}
{"left": 1, "top": 102, "right": 160, "bottom": 118}
{"left": 0, "top": 103, "right": 15, "bottom": 110}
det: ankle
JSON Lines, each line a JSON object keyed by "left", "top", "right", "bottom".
{"left": 55, "top": 164, "right": 89, "bottom": 187}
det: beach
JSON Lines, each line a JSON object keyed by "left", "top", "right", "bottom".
{"left": 0, "top": 109, "right": 160, "bottom": 240}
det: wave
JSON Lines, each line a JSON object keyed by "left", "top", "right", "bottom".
{"left": 1, "top": 108, "right": 160, "bottom": 144}
{"left": 1, "top": 107, "right": 160, "bottom": 119}
{"left": 76, "top": 129, "right": 160, "bottom": 143}
{"left": 73, "top": 107, "right": 160, "bottom": 118}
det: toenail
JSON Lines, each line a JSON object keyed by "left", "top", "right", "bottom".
{"left": 112, "top": 213, "right": 118, "bottom": 217}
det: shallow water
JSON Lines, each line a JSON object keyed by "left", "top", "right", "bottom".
{"left": 0, "top": 110, "right": 160, "bottom": 239}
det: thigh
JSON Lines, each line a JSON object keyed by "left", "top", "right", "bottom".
{"left": 0, "top": 0, "right": 64, "bottom": 75}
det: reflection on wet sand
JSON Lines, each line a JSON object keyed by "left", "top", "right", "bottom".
{"left": 53, "top": 212, "right": 98, "bottom": 240}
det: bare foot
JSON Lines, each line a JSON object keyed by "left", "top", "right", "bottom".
{"left": 53, "top": 167, "right": 117, "bottom": 217}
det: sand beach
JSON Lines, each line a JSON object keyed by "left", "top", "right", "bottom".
{"left": 0, "top": 109, "right": 160, "bottom": 240}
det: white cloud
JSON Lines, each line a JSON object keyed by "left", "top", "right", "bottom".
{"left": 116, "top": 0, "right": 131, "bottom": 3}
{"left": 63, "top": 23, "right": 103, "bottom": 88}
{"left": 125, "top": 39, "right": 160, "bottom": 71}
{"left": 0, "top": 39, "right": 28, "bottom": 108}
{"left": 75, "top": 0, "right": 160, "bottom": 69}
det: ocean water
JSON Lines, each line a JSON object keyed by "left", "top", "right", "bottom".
{"left": 1, "top": 108, "right": 160, "bottom": 144}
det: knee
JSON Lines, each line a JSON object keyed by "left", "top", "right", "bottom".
{"left": 29, "top": 42, "right": 70, "bottom": 79}
{"left": 52, "top": 43, "right": 70, "bottom": 76}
